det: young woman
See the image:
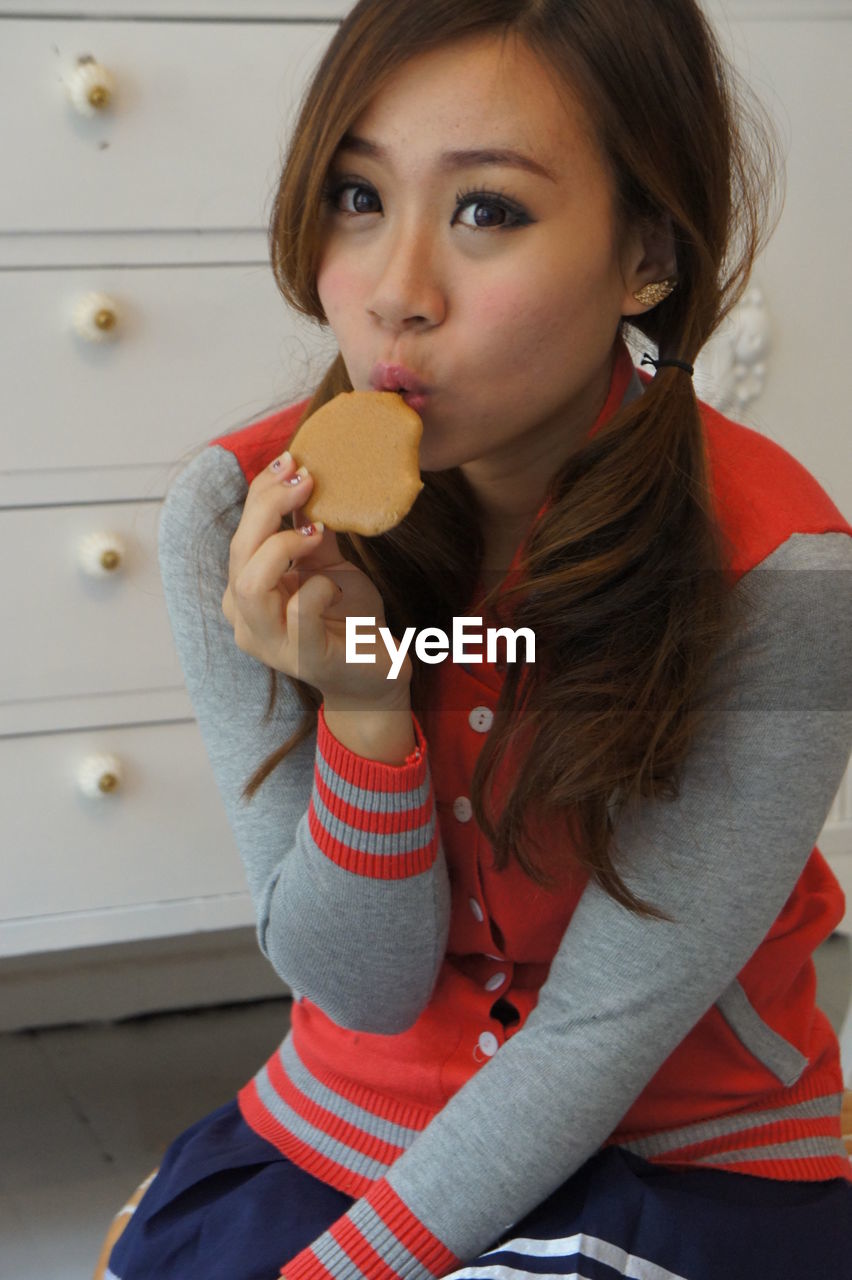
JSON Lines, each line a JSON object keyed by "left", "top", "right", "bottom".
{"left": 106, "top": 1, "right": 852, "bottom": 1277}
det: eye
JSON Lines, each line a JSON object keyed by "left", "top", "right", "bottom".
{"left": 454, "top": 189, "right": 531, "bottom": 231}
{"left": 323, "top": 179, "right": 381, "bottom": 216}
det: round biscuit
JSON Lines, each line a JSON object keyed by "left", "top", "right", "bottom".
{"left": 289, "top": 390, "right": 424, "bottom": 536}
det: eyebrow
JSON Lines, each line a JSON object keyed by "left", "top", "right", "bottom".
{"left": 336, "top": 133, "right": 557, "bottom": 183}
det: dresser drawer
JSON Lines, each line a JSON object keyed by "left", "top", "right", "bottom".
{"left": 0, "top": 19, "right": 335, "bottom": 232}
{"left": 0, "top": 262, "right": 334, "bottom": 481}
{"left": 0, "top": 500, "right": 184, "bottom": 707}
{"left": 1, "top": 720, "right": 249, "bottom": 939}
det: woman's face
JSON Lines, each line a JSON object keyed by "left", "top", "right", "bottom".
{"left": 316, "top": 33, "right": 662, "bottom": 496}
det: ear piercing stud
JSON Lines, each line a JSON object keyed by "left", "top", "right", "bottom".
{"left": 633, "top": 278, "right": 677, "bottom": 307}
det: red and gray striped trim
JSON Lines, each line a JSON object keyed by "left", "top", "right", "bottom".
{"left": 312, "top": 707, "right": 439, "bottom": 878}
{"left": 695, "top": 1136, "right": 850, "bottom": 1166}
{"left": 615, "top": 1090, "right": 849, "bottom": 1173}
{"left": 278, "top": 1038, "right": 429, "bottom": 1148}
{"left": 239, "top": 1034, "right": 435, "bottom": 1197}
{"left": 282, "top": 1178, "right": 460, "bottom": 1279}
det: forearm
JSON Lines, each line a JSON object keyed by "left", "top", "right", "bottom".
{"left": 259, "top": 703, "right": 451, "bottom": 1031}
{"left": 159, "top": 446, "right": 450, "bottom": 1030}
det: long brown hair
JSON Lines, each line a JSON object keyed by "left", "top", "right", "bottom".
{"left": 218, "top": 0, "right": 782, "bottom": 915}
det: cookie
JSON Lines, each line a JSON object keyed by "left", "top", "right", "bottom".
{"left": 288, "top": 390, "right": 425, "bottom": 535}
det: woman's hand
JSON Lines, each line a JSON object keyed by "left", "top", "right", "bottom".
{"left": 221, "top": 449, "right": 413, "bottom": 703}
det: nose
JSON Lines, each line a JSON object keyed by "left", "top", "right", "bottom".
{"left": 366, "top": 222, "right": 446, "bottom": 333}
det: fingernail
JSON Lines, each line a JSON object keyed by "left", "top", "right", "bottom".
{"left": 299, "top": 521, "right": 324, "bottom": 537}
{"left": 287, "top": 466, "right": 309, "bottom": 486}
{"left": 269, "top": 450, "right": 293, "bottom": 474}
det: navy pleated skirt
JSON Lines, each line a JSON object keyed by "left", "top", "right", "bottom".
{"left": 107, "top": 1099, "right": 852, "bottom": 1280}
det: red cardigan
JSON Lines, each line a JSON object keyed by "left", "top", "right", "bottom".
{"left": 206, "top": 344, "right": 851, "bottom": 1279}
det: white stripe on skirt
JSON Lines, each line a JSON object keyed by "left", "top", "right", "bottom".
{"left": 444, "top": 1232, "right": 690, "bottom": 1280}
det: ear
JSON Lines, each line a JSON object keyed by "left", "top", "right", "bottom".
{"left": 620, "top": 214, "right": 678, "bottom": 316}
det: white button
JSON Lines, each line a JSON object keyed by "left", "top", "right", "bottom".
{"left": 469, "top": 897, "right": 484, "bottom": 923}
{"left": 468, "top": 706, "right": 494, "bottom": 733}
{"left": 478, "top": 1031, "right": 499, "bottom": 1057}
{"left": 485, "top": 973, "right": 507, "bottom": 992}
{"left": 453, "top": 796, "right": 473, "bottom": 822}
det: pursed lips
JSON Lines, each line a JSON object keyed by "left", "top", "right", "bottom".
{"left": 369, "top": 362, "right": 431, "bottom": 396}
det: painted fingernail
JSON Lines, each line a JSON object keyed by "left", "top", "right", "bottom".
{"left": 269, "top": 450, "right": 293, "bottom": 474}
{"left": 287, "top": 466, "right": 309, "bottom": 486}
{"left": 299, "top": 521, "right": 324, "bottom": 537}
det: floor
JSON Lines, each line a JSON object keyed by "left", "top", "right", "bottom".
{"left": 0, "top": 997, "right": 292, "bottom": 1280}
{"left": 1, "top": 936, "right": 849, "bottom": 1280}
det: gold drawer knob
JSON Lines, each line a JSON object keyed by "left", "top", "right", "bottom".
{"left": 77, "top": 753, "right": 124, "bottom": 799}
{"left": 72, "top": 292, "right": 121, "bottom": 343}
{"left": 78, "top": 531, "right": 127, "bottom": 577}
{"left": 65, "top": 57, "right": 117, "bottom": 116}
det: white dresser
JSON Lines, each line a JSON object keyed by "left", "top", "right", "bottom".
{"left": 0, "top": 1, "right": 343, "bottom": 981}
{"left": 1, "top": 0, "right": 849, "bottom": 1022}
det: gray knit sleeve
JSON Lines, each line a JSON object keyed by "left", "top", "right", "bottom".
{"left": 367, "top": 530, "right": 852, "bottom": 1263}
{"left": 157, "top": 444, "right": 450, "bottom": 1033}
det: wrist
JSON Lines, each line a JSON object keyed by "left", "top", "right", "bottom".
{"left": 321, "top": 698, "right": 418, "bottom": 766}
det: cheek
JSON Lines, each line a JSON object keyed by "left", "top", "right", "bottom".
{"left": 468, "top": 250, "right": 623, "bottom": 368}
{"left": 467, "top": 274, "right": 581, "bottom": 367}
{"left": 470, "top": 278, "right": 544, "bottom": 338}
{"left": 316, "top": 258, "right": 363, "bottom": 323}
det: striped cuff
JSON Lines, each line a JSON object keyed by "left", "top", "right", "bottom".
{"left": 310, "top": 706, "right": 437, "bottom": 879}
{"left": 281, "top": 1177, "right": 460, "bottom": 1280}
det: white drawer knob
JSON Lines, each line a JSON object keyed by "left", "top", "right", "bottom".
{"left": 77, "top": 753, "right": 123, "bottom": 798}
{"left": 72, "top": 292, "right": 120, "bottom": 342}
{"left": 65, "top": 57, "right": 116, "bottom": 116}
{"left": 78, "top": 531, "right": 126, "bottom": 576}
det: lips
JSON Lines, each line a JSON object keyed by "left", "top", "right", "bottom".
{"left": 369, "top": 363, "right": 431, "bottom": 397}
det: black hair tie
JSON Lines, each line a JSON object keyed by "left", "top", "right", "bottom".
{"left": 641, "top": 352, "right": 695, "bottom": 377}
